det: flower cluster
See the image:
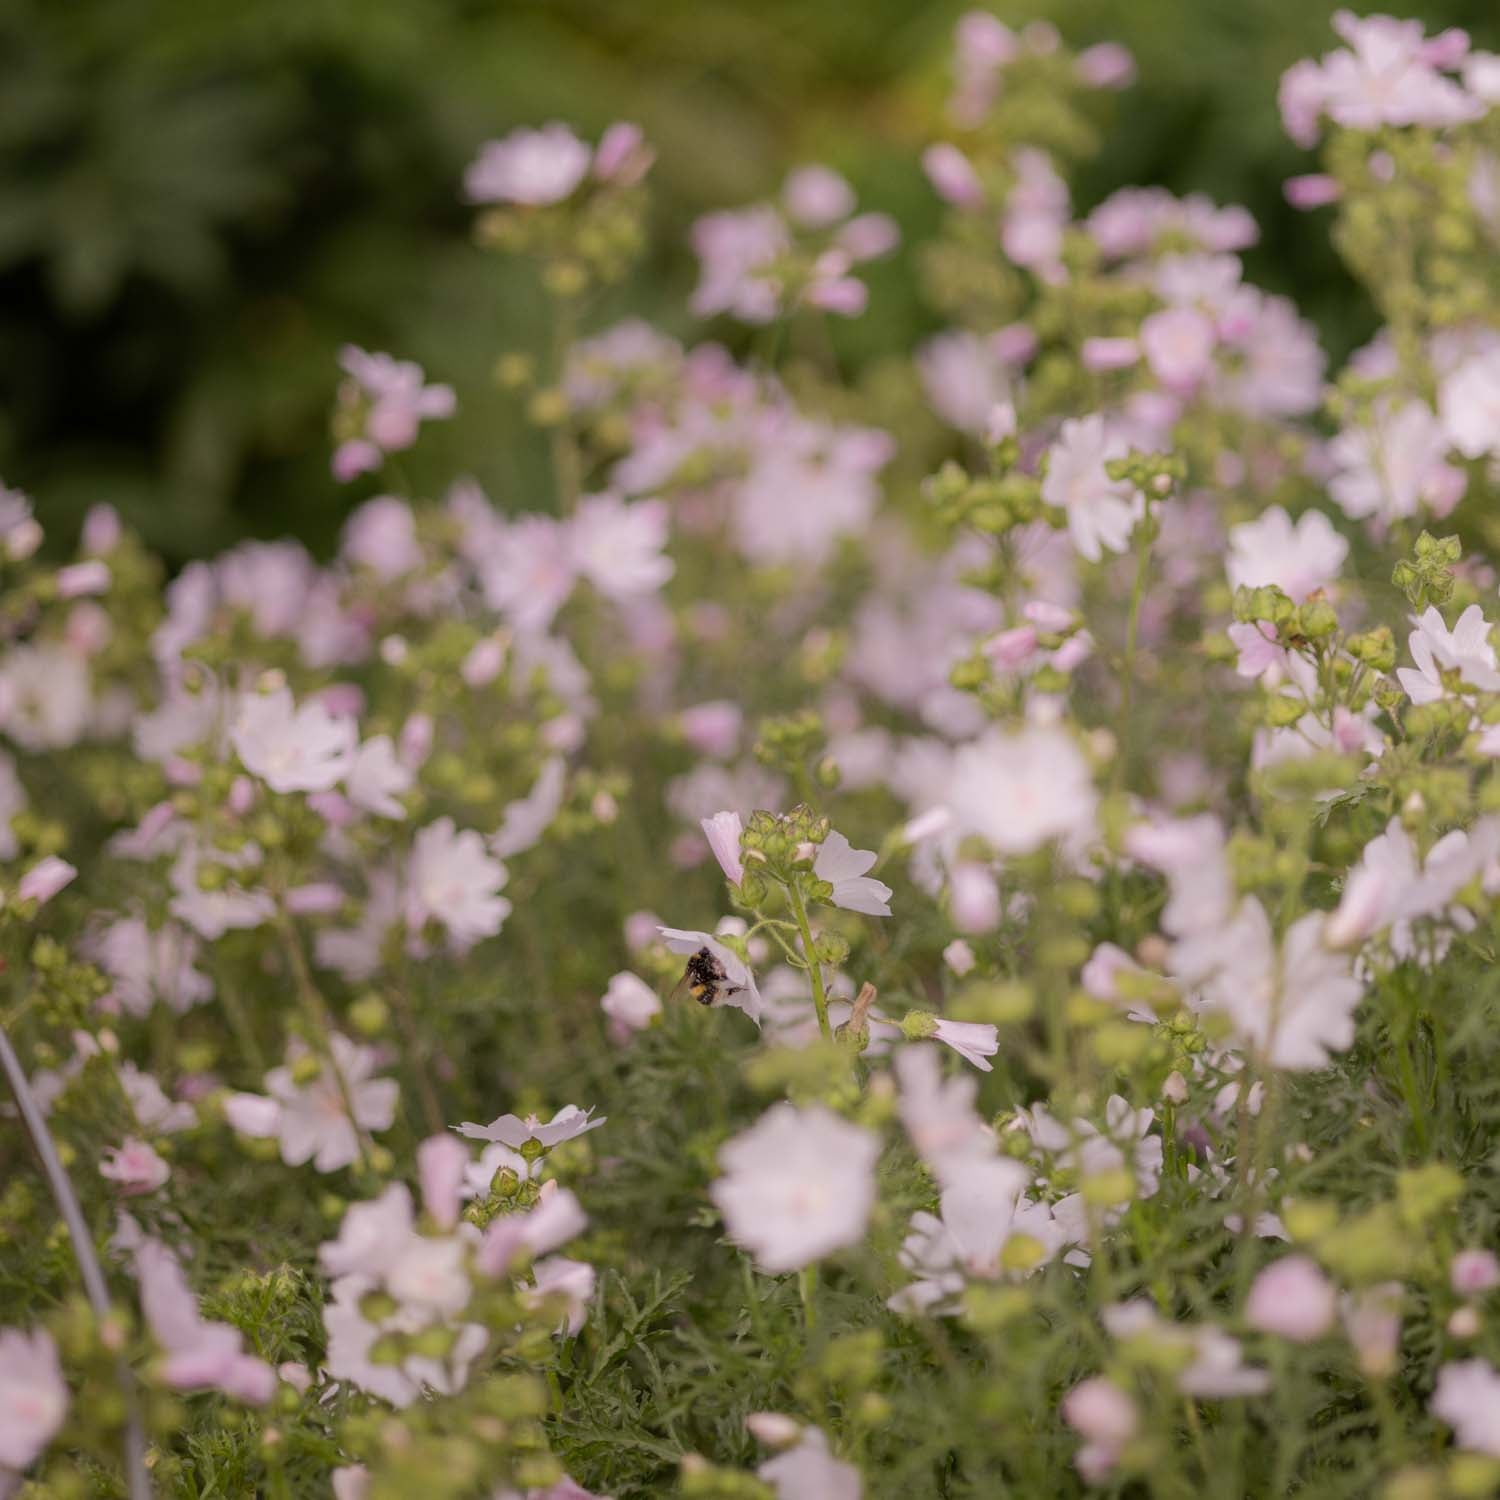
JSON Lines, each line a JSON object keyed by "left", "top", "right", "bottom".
{"left": 8, "top": 10, "right": 1500, "bottom": 1500}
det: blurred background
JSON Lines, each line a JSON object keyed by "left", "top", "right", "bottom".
{"left": 2, "top": 0, "right": 1494, "bottom": 565}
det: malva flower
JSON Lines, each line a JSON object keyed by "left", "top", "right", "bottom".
{"left": 710, "top": 1102, "right": 880, "bottom": 1273}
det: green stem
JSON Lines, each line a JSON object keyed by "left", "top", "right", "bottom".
{"left": 786, "top": 879, "right": 832, "bottom": 1041}
{"left": 1112, "top": 524, "right": 1154, "bottom": 798}
{"left": 798, "top": 1264, "right": 818, "bottom": 1333}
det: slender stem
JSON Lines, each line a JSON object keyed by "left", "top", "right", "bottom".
{"left": 273, "top": 906, "right": 371, "bottom": 1172}
{"left": 391, "top": 974, "right": 444, "bottom": 1138}
{"left": 1112, "top": 524, "right": 1154, "bottom": 798}
{"left": 0, "top": 1023, "right": 152, "bottom": 1500}
{"left": 786, "top": 880, "right": 831, "bottom": 1041}
{"left": 798, "top": 1265, "right": 818, "bottom": 1333}
{"left": 549, "top": 295, "right": 582, "bottom": 514}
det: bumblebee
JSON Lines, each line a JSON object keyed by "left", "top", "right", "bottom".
{"left": 676, "top": 945, "right": 744, "bottom": 1007}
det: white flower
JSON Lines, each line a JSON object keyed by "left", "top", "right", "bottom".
{"left": 231, "top": 687, "right": 357, "bottom": 794}
{"left": 710, "top": 1103, "right": 880, "bottom": 1273}
{"left": 701, "top": 810, "right": 745, "bottom": 885}
{"left": 1328, "top": 401, "right": 1464, "bottom": 524}
{"left": 464, "top": 123, "right": 592, "bottom": 205}
{"left": 1180, "top": 901, "right": 1362, "bottom": 1070}
{"left": 406, "top": 817, "right": 511, "bottom": 948}
{"left": 1041, "top": 415, "right": 1142, "bottom": 562}
{"left": 345, "top": 735, "right": 413, "bottom": 818}
{"left": 1433, "top": 1359, "right": 1500, "bottom": 1456}
{"left": 1439, "top": 348, "right": 1500, "bottom": 459}
{"left": 930, "top": 1018, "right": 999, "bottom": 1071}
{"left": 525, "top": 1256, "right": 596, "bottom": 1336}
{"left": 1225, "top": 506, "right": 1348, "bottom": 602}
{"left": 946, "top": 725, "right": 1097, "bottom": 855}
{"left": 601, "top": 971, "right": 661, "bottom": 1034}
{"left": 891, "top": 1156, "right": 1059, "bottom": 1314}
{"left": 89, "top": 917, "right": 213, "bottom": 1017}
{"left": 0, "top": 1328, "right": 68, "bottom": 1472}
{"left": 456, "top": 1104, "right": 605, "bottom": 1150}
{"left": 1397, "top": 604, "right": 1500, "bottom": 704}
{"left": 893, "top": 1045, "right": 992, "bottom": 1174}
{"left": 491, "top": 758, "right": 567, "bottom": 859}
{"left": 569, "top": 493, "right": 674, "bottom": 600}
{"left": 814, "top": 831, "right": 892, "bottom": 916}
{"left": 757, "top": 1427, "right": 862, "bottom": 1500}
{"left": 223, "top": 1035, "right": 398, "bottom": 1173}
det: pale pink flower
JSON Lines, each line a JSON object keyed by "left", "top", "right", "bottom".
{"left": 679, "top": 701, "right": 742, "bottom": 759}
{"left": 1440, "top": 348, "right": 1500, "bottom": 459}
{"left": 893, "top": 1045, "right": 991, "bottom": 1174}
{"left": 1225, "top": 506, "right": 1347, "bottom": 602}
{"left": 949, "top": 861, "right": 1000, "bottom": 933}
{"left": 100, "top": 1138, "right": 170, "bottom": 1195}
{"left": 1182, "top": 902, "right": 1362, "bottom": 1070}
{"left": 1342, "top": 1282, "right": 1402, "bottom": 1377}
{"left": 891, "top": 1157, "right": 1059, "bottom": 1315}
{"left": 690, "top": 205, "right": 789, "bottom": 323}
{"left": 601, "top": 971, "right": 661, "bottom": 1038}
{"left": 594, "top": 121, "right": 653, "bottom": 186}
{"left": 0, "top": 1327, "right": 67, "bottom": 1472}
{"left": 341, "top": 496, "right": 423, "bottom": 578}
{"left": 945, "top": 724, "right": 1097, "bottom": 855}
{"left": 526, "top": 1256, "right": 595, "bottom": 1336}
{"left": 1433, "top": 1359, "right": 1500, "bottom": 1456}
{"left": 930, "top": 1018, "right": 999, "bottom": 1071}
{"left": 1326, "top": 819, "right": 1421, "bottom": 948}
{"left": 711, "top": 1103, "right": 880, "bottom": 1273}
{"left": 135, "top": 1240, "right": 275, "bottom": 1403}
{"left": 17, "top": 856, "right": 76, "bottom": 908}
{"left": 814, "top": 831, "right": 892, "bottom": 916}
{"left": 406, "top": 817, "right": 511, "bottom": 947}
{"left": 0, "top": 643, "right": 93, "bottom": 752}
{"left": 701, "top": 810, "right": 745, "bottom": 885}
{"left": 1063, "top": 1376, "right": 1138, "bottom": 1483}
{"left": 569, "top": 493, "right": 673, "bottom": 601}
{"left": 1397, "top": 605, "right": 1500, "bottom": 704}
{"left": 757, "top": 1427, "right": 861, "bottom": 1500}
{"left": 1319, "top": 12, "right": 1483, "bottom": 134}
{"left": 943, "top": 939, "right": 976, "bottom": 976}
{"left": 1042, "top": 415, "right": 1142, "bottom": 562}
{"left": 333, "top": 347, "right": 455, "bottom": 481}
{"left": 782, "top": 165, "right": 855, "bottom": 228}
{"left": 456, "top": 1104, "right": 605, "bottom": 1151}
{"left": 1227, "top": 620, "right": 1286, "bottom": 679}
{"left": 476, "top": 516, "right": 577, "bottom": 634}
{"left": 1140, "top": 305, "right": 1217, "bottom": 393}
{"left": 491, "top": 758, "right": 567, "bottom": 860}
{"left": 1284, "top": 173, "right": 1342, "bottom": 208}
{"left": 1328, "top": 401, "right": 1465, "bottom": 525}
{"left": 231, "top": 687, "right": 356, "bottom": 794}
{"left": 223, "top": 1035, "right": 397, "bottom": 1173}
{"left": 1452, "top": 1249, "right": 1500, "bottom": 1296}
{"left": 1246, "top": 1255, "right": 1337, "bottom": 1342}
{"left": 922, "top": 144, "right": 983, "bottom": 208}
{"left": 1080, "top": 336, "right": 1140, "bottom": 373}
{"left": 476, "top": 1183, "right": 589, "bottom": 1278}
{"left": 344, "top": 735, "right": 413, "bottom": 819}
{"left": 1076, "top": 42, "right": 1135, "bottom": 89}
{"left": 464, "top": 124, "right": 591, "bottom": 205}
{"left": 917, "top": 331, "right": 1016, "bottom": 435}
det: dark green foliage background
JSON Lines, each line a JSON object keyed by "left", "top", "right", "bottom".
{"left": 0, "top": 0, "right": 1494, "bottom": 564}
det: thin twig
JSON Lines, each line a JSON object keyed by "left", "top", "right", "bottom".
{"left": 0, "top": 1022, "right": 152, "bottom": 1499}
